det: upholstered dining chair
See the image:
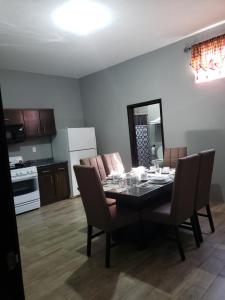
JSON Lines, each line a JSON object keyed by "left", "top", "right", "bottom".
{"left": 142, "top": 154, "right": 200, "bottom": 261}
{"left": 80, "top": 155, "right": 116, "bottom": 206}
{"left": 74, "top": 165, "right": 139, "bottom": 268}
{"left": 163, "top": 147, "right": 187, "bottom": 168}
{"left": 102, "top": 152, "right": 125, "bottom": 175}
{"left": 194, "top": 149, "right": 215, "bottom": 242}
{"left": 80, "top": 155, "right": 107, "bottom": 181}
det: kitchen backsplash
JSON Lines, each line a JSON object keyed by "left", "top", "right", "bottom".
{"left": 8, "top": 137, "right": 53, "bottom": 161}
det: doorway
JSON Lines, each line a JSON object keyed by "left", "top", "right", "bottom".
{"left": 127, "top": 99, "right": 165, "bottom": 168}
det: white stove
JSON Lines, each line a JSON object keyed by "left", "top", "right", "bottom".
{"left": 9, "top": 156, "right": 40, "bottom": 215}
{"left": 11, "top": 166, "right": 38, "bottom": 181}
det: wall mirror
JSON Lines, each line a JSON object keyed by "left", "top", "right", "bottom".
{"left": 127, "top": 99, "right": 165, "bottom": 168}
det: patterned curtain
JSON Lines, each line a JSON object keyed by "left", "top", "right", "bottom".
{"left": 135, "top": 125, "right": 151, "bottom": 168}
{"left": 190, "top": 34, "right": 225, "bottom": 83}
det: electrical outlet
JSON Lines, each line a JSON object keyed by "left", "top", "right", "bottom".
{"left": 32, "top": 147, "right": 37, "bottom": 153}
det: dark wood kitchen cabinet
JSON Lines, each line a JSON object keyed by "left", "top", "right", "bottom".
{"left": 23, "top": 109, "right": 56, "bottom": 138}
{"left": 3, "top": 109, "right": 24, "bottom": 125}
{"left": 39, "top": 109, "right": 56, "bottom": 136}
{"left": 38, "top": 169, "right": 56, "bottom": 205}
{"left": 3, "top": 108, "right": 56, "bottom": 139}
{"left": 23, "top": 110, "right": 41, "bottom": 137}
{"left": 54, "top": 163, "right": 70, "bottom": 200}
{"left": 38, "top": 162, "right": 70, "bottom": 206}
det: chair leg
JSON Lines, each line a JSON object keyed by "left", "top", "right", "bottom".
{"left": 206, "top": 204, "right": 215, "bottom": 233}
{"left": 190, "top": 216, "right": 200, "bottom": 248}
{"left": 174, "top": 226, "right": 185, "bottom": 261}
{"left": 194, "top": 211, "right": 203, "bottom": 243}
{"left": 87, "top": 225, "right": 92, "bottom": 257}
{"left": 105, "top": 232, "right": 111, "bottom": 268}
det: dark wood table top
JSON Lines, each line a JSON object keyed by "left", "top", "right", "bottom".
{"left": 105, "top": 181, "right": 173, "bottom": 208}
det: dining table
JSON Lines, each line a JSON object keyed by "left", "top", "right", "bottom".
{"left": 103, "top": 170, "right": 174, "bottom": 209}
{"left": 103, "top": 171, "right": 174, "bottom": 246}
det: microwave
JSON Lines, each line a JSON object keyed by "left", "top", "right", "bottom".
{"left": 5, "top": 124, "right": 25, "bottom": 143}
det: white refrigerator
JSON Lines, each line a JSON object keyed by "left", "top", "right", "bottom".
{"left": 52, "top": 128, "right": 97, "bottom": 197}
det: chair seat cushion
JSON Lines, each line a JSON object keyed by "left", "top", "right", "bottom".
{"left": 142, "top": 201, "right": 172, "bottom": 224}
{"left": 106, "top": 205, "right": 139, "bottom": 231}
{"left": 106, "top": 198, "right": 116, "bottom": 206}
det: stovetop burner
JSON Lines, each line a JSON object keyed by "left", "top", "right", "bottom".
{"left": 10, "top": 163, "right": 26, "bottom": 170}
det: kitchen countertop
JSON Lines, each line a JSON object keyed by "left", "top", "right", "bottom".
{"left": 24, "top": 158, "right": 68, "bottom": 168}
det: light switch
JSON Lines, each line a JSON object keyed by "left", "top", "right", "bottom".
{"left": 32, "top": 147, "right": 37, "bottom": 153}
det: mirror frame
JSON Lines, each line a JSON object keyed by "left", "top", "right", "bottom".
{"left": 127, "top": 98, "right": 165, "bottom": 167}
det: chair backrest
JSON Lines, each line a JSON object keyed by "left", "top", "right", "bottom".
{"left": 74, "top": 165, "right": 110, "bottom": 229}
{"left": 195, "top": 149, "right": 215, "bottom": 210}
{"left": 102, "top": 152, "right": 125, "bottom": 175}
{"left": 170, "top": 154, "right": 200, "bottom": 225}
{"left": 80, "top": 155, "right": 107, "bottom": 181}
{"left": 163, "top": 147, "right": 187, "bottom": 168}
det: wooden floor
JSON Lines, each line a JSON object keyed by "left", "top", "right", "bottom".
{"left": 17, "top": 198, "right": 225, "bottom": 300}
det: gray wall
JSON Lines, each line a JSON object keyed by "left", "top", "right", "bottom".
{"left": 0, "top": 70, "right": 84, "bottom": 160}
{"left": 80, "top": 24, "right": 225, "bottom": 201}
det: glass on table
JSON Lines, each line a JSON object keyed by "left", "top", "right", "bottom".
{"left": 125, "top": 173, "right": 131, "bottom": 187}
{"left": 126, "top": 173, "right": 137, "bottom": 187}
{"left": 132, "top": 174, "right": 139, "bottom": 186}
{"left": 118, "top": 177, "right": 127, "bottom": 188}
{"left": 110, "top": 171, "right": 122, "bottom": 184}
{"left": 152, "top": 160, "right": 161, "bottom": 174}
{"left": 140, "top": 172, "right": 148, "bottom": 181}
{"left": 129, "top": 166, "right": 146, "bottom": 182}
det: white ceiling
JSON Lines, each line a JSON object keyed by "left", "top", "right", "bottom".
{"left": 0, "top": 0, "right": 225, "bottom": 78}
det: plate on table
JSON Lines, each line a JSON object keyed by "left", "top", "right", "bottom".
{"left": 103, "top": 183, "right": 121, "bottom": 191}
{"left": 161, "top": 167, "right": 170, "bottom": 174}
{"left": 140, "top": 179, "right": 149, "bottom": 183}
{"left": 103, "top": 184, "right": 128, "bottom": 193}
{"left": 148, "top": 175, "right": 172, "bottom": 184}
{"left": 146, "top": 167, "right": 156, "bottom": 173}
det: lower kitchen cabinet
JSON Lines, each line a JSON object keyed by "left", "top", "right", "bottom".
{"left": 38, "top": 162, "right": 70, "bottom": 206}
{"left": 54, "top": 165, "right": 70, "bottom": 200}
{"left": 38, "top": 171, "right": 56, "bottom": 205}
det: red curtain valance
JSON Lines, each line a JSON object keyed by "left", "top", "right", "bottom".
{"left": 190, "top": 34, "right": 225, "bottom": 82}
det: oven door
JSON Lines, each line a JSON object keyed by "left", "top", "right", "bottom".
{"left": 12, "top": 176, "right": 40, "bottom": 214}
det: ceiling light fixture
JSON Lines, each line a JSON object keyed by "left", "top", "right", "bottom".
{"left": 52, "top": 0, "right": 112, "bottom": 36}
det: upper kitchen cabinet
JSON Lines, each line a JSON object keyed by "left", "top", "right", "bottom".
{"left": 23, "top": 110, "right": 41, "bottom": 137}
{"left": 4, "top": 109, "right": 24, "bottom": 126}
{"left": 4, "top": 108, "right": 56, "bottom": 139}
{"left": 22, "top": 109, "right": 56, "bottom": 138}
{"left": 39, "top": 109, "right": 56, "bottom": 136}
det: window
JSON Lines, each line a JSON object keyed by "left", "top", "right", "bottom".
{"left": 190, "top": 34, "right": 225, "bottom": 83}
